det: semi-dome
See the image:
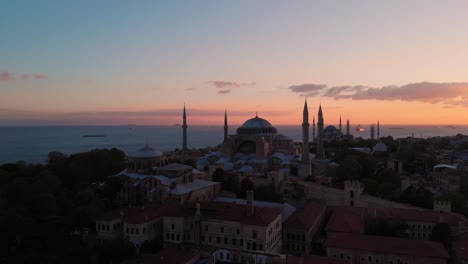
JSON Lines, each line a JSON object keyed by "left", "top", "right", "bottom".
{"left": 129, "top": 144, "right": 163, "bottom": 158}
{"left": 372, "top": 142, "right": 388, "bottom": 152}
{"left": 324, "top": 125, "right": 338, "bottom": 134}
{"left": 237, "top": 115, "right": 278, "bottom": 135}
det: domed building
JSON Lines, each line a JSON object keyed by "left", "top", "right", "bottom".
{"left": 127, "top": 144, "right": 168, "bottom": 174}
{"left": 372, "top": 142, "right": 388, "bottom": 153}
{"left": 220, "top": 113, "right": 299, "bottom": 173}
{"left": 116, "top": 143, "right": 220, "bottom": 205}
{"left": 323, "top": 125, "right": 342, "bottom": 142}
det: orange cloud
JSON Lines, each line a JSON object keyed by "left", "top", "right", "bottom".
{"left": 290, "top": 82, "right": 468, "bottom": 108}
{"left": 34, "top": 73, "right": 47, "bottom": 80}
{"left": 0, "top": 71, "right": 14, "bottom": 81}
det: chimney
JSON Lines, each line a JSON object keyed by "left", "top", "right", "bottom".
{"left": 246, "top": 190, "right": 254, "bottom": 216}
{"left": 195, "top": 203, "right": 201, "bottom": 221}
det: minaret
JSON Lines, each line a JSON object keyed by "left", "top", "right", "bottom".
{"left": 346, "top": 119, "right": 350, "bottom": 136}
{"left": 316, "top": 104, "right": 325, "bottom": 159}
{"left": 298, "top": 99, "right": 312, "bottom": 178}
{"left": 224, "top": 109, "right": 228, "bottom": 142}
{"left": 339, "top": 115, "right": 342, "bottom": 133}
{"left": 182, "top": 104, "right": 188, "bottom": 162}
{"left": 377, "top": 121, "right": 380, "bottom": 140}
{"left": 312, "top": 116, "right": 316, "bottom": 142}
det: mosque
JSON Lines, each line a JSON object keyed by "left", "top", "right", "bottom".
{"left": 196, "top": 100, "right": 329, "bottom": 179}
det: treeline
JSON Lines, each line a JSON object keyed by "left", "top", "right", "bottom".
{"left": 212, "top": 168, "right": 282, "bottom": 203}
{"left": 0, "top": 148, "right": 126, "bottom": 264}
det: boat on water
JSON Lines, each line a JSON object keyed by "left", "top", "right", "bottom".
{"left": 356, "top": 126, "right": 365, "bottom": 132}
{"left": 82, "top": 135, "right": 106, "bottom": 138}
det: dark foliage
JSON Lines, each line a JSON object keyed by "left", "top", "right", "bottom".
{"left": 0, "top": 148, "right": 127, "bottom": 263}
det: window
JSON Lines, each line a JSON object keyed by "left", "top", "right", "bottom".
{"left": 368, "top": 256, "right": 373, "bottom": 262}
{"left": 209, "top": 236, "right": 212, "bottom": 242}
{"left": 224, "top": 237, "right": 228, "bottom": 244}
{"left": 107, "top": 225, "right": 109, "bottom": 231}
{"left": 166, "top": 233, "right": 169, "bottom": 239}
{"left": 221, "top": 226, "right": 224, "bottom": 233}
{"left": 237, "top": 229, "right": 240, "bottom": 234}
{"left": 253, "top": 232, "right": 257, "bottom": 239}
{"left": 176, "top": 234, "right": 180, "bottom": 241}
{"left": 171, "top": 233, "right": 174, "bottom": 240}
{"left": 217, "top": 237, "right": 220, "bottom": 243}
{"left": 259, "top": 244, "right": 263, "bottom": 251}
{"left": 340, "top": 253, "right": 344, "bottom": 259}
{"left": 172, "top": 224, "right": 175, "bottom": 230}
{"left": 232, "top": 238, "right": 236, "bottom": 245}
{"left": 240, "top": 239, "right": 244, "bottom": 246}
{"left": 97, "top": 224, "right": 100, "bottom": 230}
{"left": 227, "top": 253, "right": 230, "bottom": 260}
{"left": 247, "top": 242, "right": 251, "bottom": 250}
{"left": 220, "top": 252, "right": 224, "bottom": 259}
{"left": 191, "top": 223, "right": 193, "bottom": 229}
{"left": 135, "top": 228, "right": 139, "bottom": 235}
{"left": 302, "top": 234, "right": 305, "bottom": 241}
{"left": 205, "top": 225, "right": 208, "bottom": 231}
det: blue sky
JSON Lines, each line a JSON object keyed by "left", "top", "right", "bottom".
{"left": 1, "top": 1, "right": 468, "bottom": 125}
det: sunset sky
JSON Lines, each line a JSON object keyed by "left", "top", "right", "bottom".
{"left": 1, "top": 0, "right": 468, "bottom": 126}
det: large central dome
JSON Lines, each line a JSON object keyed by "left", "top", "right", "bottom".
{"left": 237, "top": 115, "right": 278, "bottom": 135}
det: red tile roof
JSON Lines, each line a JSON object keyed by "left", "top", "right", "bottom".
{"left": 326, "top": 206, "right": 468, "bottom": 234}
{"left": 97, "top": 201, "right": 281, "bottom": 227}
{"left": 164, "top": 201, "right": 282, "bottom": 227}
{"left": 285, "top": 200, "right": 327, "bottom": 231}
{"left": 287, "top": 255, "right": 350, "bottom": 264}
{"left": 140, "top": 246, "right": 200, "bottom": 264}
{"left": 325, "top": 233, "right": 449, "bottom": 259}
{"left": 96, "top": 203, "right": 180, "bottom": 224}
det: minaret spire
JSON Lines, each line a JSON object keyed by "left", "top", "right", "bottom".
{"left": 299, "top": 98, "right": 312, "bottom": 178}
{"left": 182, "top": 104, "right": 188, "bottom": 162}
{"left": 346, "top": 119, "right": 350, "bottom": 136}
{"left": 339, "top": 115, "right": 342, "bottom": 133}
{"left": 313, "top": 116, "right": 316, "bottom": 142}
{"left": 224, "top": 109, "right": 228, "bottom": 141}
{"left": 316, "top": 104, "right": 325, "bottom": 159}
{"left": 377, "top": 120, "right": 380, "bottom": 140}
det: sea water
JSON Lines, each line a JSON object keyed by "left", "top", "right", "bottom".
{"left": 0, "top": 125, "right": 467, "bottom": 164}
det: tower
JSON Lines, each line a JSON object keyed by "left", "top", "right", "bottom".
{"left": 346, "top": 119, "right": 350, "bottom": 136}
{"left": 298, "top": 99, "right": 312, "bottom": 178}
{"left": 370, "top": 124, "right": 375, "bottom": 140}
{"left": 339, "top": 115, "right": 342, "bottom": 133}
{"left": 316, "top": 104, "right": 325, "bottom": 159}
{"left": 182, "top": 104, "right": 188, "bottom": 162}
{"left": 224, "top": 109, "right": 228, "bottom": 142}
{"left": 377, "top": 120, "right": 380, "bottom": 140}
{"left": 312, "top": 116, "right": 316, "bottom": 142}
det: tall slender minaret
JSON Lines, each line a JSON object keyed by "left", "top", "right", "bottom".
{"left": 182, "top": 104, "right": 188, "bottom": 162}
{"left": 224, "top": 109, "right": 228, "bottom": 142}
{"left": 312, "top": 116, "right": 316, "bottom": 142}
{"left": 346, "top": 119, "right": 350, "bottom": 136}
{"left": 301, "top": 99, "right": 310, "bottom": 162}
{"left": 339, "top": 115, "right": 342, "bottom": 133}
{"left": 316, "top": 104, "right": 325, "bottom": 159}
{"left": 377, "top": 120, "right": 380, "bottom": 140}
{"left": 299, "top": 99, "right": 312, "bottom": 178}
